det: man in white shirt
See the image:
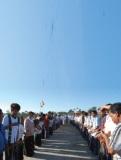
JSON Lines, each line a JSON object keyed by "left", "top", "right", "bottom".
{"left": 2, "top": 103, "right": 21, "bottom": 160}
{"left": 89, "top": 110, "right": 100, "bottom": 155}
{"left": 101, "top": 103, "right": 121, "bottom": 160}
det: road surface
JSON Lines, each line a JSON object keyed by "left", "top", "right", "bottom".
{"left": 24, "top": 123, "right": 97, "bottom": 160}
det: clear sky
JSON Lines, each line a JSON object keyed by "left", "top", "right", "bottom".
{"left": 0, "top": 0, "right": 121, "bottom": 113}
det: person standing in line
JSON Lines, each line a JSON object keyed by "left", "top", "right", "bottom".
{"left": 34, "top": 118, "right": 42, "bottom": 147}
{"left": 0, "top": 109, "right": 6, "bottom": 160}
{"left": 48, "top": 116, "right": 53, "bottom": 136}
{"left": 2, "top": 103, "right": 21, "bottom": 160}
{"left": 24, "top": 111, "right": 35, "bottom": 157}
{"left": 101, "top": 103, "right": 121, "bottom": 160}
{"left": 44, "top": 114, "right": 49, "bottom": 138}
{"left": 17, "top": 116, "right": 24, "bottom": 160}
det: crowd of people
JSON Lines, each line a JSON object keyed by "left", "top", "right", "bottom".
{"left": 0, "top": 103, "right": 66, "bottom": 160}
{"left": 0, "top": 102, "right": 121, "bottom": 160}
{"left": 71, "top": 103, "right": 121, "bottom": 160}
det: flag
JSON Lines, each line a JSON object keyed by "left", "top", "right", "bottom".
{"left": 40, "top": 100, "right": 45, "bottom": 108}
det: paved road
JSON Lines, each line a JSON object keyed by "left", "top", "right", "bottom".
{"left": 24, "top": 123, "right": 97, "bottom": 160}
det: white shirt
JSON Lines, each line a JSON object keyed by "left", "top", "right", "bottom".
{"left": 18, "top": 124, "right": 24, "bottom": 140}
{"left": 39, "top": 121, "right": 44, "bottom": 129}
{"left": 2, "top": 115, "right": 19, "bottom": 143}
{"left": 49, "top": 119, "right": 53, "bottom": 127}
{"left": 104, "top": 115, "right": 116, "bottom": 135}
{"left": 92, "top": 116, "right": 99, "bottom": 129}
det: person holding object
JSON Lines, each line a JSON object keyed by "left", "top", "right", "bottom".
{"left": 101, "top": 103, "right": 121, "bottom": 160}
{"left": 2, "top": 103, "right": 21, "bottom": 160}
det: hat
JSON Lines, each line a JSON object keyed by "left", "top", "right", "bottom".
{"left": 11, "top": 103, "right": 21, "bottom": 111}
{"left": 100, "top": 104, "right": 111, "bottom": 111}
{"left": 0, "top": 109, "right": 2, "bottom": 113}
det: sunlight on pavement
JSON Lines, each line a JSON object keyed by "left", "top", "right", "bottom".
{"left": 34, "top": 150, "right": 97, "bottom": 159}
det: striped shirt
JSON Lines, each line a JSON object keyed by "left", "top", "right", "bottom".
{"left": 109, "top": 123, "right": 121, "bottom": 159}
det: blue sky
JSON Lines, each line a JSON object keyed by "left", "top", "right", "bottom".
{"left": 0, "top": 0, "right": 121, "bottom": 113}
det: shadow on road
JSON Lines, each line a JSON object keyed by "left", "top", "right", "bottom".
{"left": 24, "top": 124, "right": 97, "bottom": 160}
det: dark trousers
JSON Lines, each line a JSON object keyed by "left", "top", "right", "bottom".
{"left": 89, "top": 136, "right": 99, "bottom": 155}
{"left": 42, "top": 129, "right": 45, "bottom": 139}
{"left": 49, "top": 127, "right": 53, "bottom": 136}
{"left": 35, "top": 134, "right": 42, "bottom": 147}
{"left": 0, "top": 153, "right": 3, "bottom": 160}
{"left": 24, "top": 135, "right": 34, "bottom": 157}
{"left": 17, "top": 140, "right": 24, "bottom": 160}
{"left": 5, "top": 144, "right": 18, "bottom": 160}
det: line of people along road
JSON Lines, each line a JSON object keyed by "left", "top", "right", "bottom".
{"left": 71, "top": 103, "right": 121, "bottom": 160}
{"left": 1, "top": 102, "right": 121, "bottom": 160}
{"left": 0, "top": 103, "right": 67, "bottom": 160}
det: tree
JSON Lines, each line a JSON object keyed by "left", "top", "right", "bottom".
{"left": 88, "top": 106, "right": 97, "bottom": 112}
{"left": 6, "top": 110, "right": 10, "bottom": 114}
{"left": 68, "top": 109, "right": 74, "bottom": 113}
